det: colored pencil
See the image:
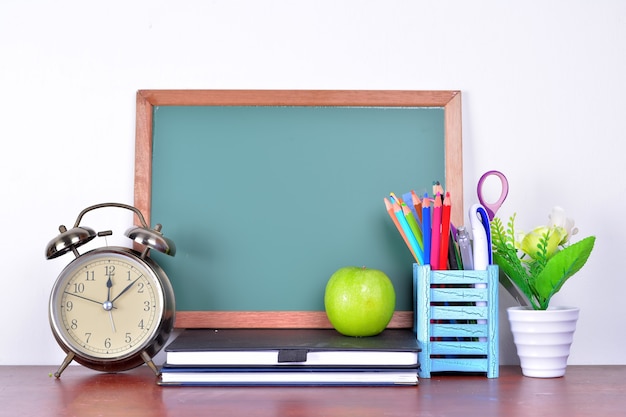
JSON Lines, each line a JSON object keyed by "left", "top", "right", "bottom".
{"left": 384, "top": 197, "right": 419, "bottom": 263}
{"left": 430, "top": 193, "right": 442, "bottom": 269}
{"left": 438, "top": 192, "right": 452, "bottom": 270}
{"left": 401, "top": 202, "right": 424, "bottom": 251}
{"left": 402, "top": 192, "right": 421, "bottom": 228}
{"left": 393, "top": 201, "right": 424, "bottom": 265}
{"left": 411, "top": 190, "right": 422, "bottom": 223}
{"left": 421, "top": 193, "right": 431, "bottom": 264}
{"left": 432, "top": 181, "right": 444, "bottom": 204}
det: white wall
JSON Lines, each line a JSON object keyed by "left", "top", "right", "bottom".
{"left": 1, "top": 0, "right": 624, "bottom": 366}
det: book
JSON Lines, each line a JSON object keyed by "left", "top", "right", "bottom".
{"left": 163, "top": 328, "right": 420, "bottom": 367}
{"left": 158, "top": 366, "right": 418, "bottom": 386}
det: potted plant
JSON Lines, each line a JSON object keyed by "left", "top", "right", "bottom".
{"left": 491, "top": 206, "right": 595, "bottom": 378}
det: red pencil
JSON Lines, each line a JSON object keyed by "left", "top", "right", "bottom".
{"left": 438, "top": 192, "right": 452, "bottom": 270}
{"left": 429, "top": 193, "right": 442, "bottom": 269}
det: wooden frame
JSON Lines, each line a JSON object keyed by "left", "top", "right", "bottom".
{"left": 134, "top": 90, "right": 463, "bottom": 328}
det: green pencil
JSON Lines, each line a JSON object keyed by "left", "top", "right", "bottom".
{"left": 401, "top": 203, "right": 423, "bottom": 250}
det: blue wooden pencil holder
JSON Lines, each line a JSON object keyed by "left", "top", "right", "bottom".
{"left": 414, "top": 264, "right": 499, "bottom": 378}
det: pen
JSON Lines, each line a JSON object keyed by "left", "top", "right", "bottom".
{"left": 456, "top": 226, "right": 473, "bottom": 270}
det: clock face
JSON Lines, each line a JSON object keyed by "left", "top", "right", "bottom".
{"left": 49, "top": 249, "right": 165, "bottom": 361}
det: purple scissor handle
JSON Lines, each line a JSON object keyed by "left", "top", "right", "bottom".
{"left": 477, "top": 170, "right": 509, "bottom": 220}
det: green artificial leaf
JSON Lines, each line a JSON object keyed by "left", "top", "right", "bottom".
{"left": 533, "top": 236, "right": 596, "bottom": 309}
{"left": 493, "top": 252, "right": 536, "bottom": 308}
{"left": 491, "top": 216, "right": 538, "bottom": 308}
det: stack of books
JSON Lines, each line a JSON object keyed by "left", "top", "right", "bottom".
{"left": 158, "top": 328, "right": 420, "bottom": 386}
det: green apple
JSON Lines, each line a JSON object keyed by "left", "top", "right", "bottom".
{"left": 324, "top": 266, "right": 396, "bottom": 337}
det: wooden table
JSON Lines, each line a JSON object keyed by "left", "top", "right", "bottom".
{"left": 1, "top": 365, "right": 623, "bottom": 416}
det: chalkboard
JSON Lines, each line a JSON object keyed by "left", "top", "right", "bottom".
{"left": 134, "top": 90, "right": 463, "bottom": 328}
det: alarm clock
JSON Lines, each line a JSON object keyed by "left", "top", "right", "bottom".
{"left": 45, "top": 202, "right": 176, "bottom": 378}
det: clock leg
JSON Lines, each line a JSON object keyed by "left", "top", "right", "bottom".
{"left": 141, "top": 351, "right": 160, "bottom": 377}
{"left": 54, "top": 352, "right": 75, "bottom": 378}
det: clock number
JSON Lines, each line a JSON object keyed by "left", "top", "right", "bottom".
{"left": 65, "top": 300, "right": 73, "bottom": 312}
{"left": 138, "top": 319, "right": 144, "bottom": 330}
{"left": 105, "top": 265, "right": 115, "bottom": 278}
{"left": 143, "top": 301, "right": 151, "bottom": 311}
{"left": 85, "top": 333, "right": 92, "bottom": 343}
{"left": 70, "top": 319, "right": 78, "bottom": 330}
{"left": 85, "top": 270, "right": 95, "bottom": 281}
{"left": 73, "top": 283, "right": 85, "bottom": 294}
{"left": 125, "top": 333, "right": 132, "bottom": 344}
{"left": 137, "top": 282, "right": 144, "bottom": 293}
{"left": 104, "top": 338, "right": 111, "bottom": 349}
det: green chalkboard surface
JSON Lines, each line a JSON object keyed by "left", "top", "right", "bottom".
{"left": 134, "top": 90, "right": 463, "bottom": 329}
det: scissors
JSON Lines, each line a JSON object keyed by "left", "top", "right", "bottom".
{"left": 477, "top": 170, "right": 509, "bottom": 221}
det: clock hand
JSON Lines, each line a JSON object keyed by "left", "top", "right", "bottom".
{"left": 111, "top": 276, "right": 142, "bottom": 303}
{"left": 107, "top": 310, "right": 117, "bottom": 332}
{"left": 105, "top": 277, "right": 116, "bottom": 332}
{"left": 106, "top": 277, "right": 113, "bottom": 302}
{"left": 63, "top": 291, "right": 112, "bottom": 307}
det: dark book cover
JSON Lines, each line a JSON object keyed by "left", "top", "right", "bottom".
{"left": 164, "top": 328, "right": 420, "bottom": 367}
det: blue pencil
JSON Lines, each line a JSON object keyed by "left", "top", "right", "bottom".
{"left": 402, "top": 191, "right": 422, "bottom": 229}
{"left": 422, "top": 193, "right": 431, "bottom": 264}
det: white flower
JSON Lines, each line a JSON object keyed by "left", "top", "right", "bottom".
{"left": 515, "top": 207, "right": 578, "bottom": 260}
{"left": 547, "top": 206, "right": 578, "bottom": 245}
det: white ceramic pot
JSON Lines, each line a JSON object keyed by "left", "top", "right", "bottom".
{"left": 507, "top": 306, "right": 579, "bottom": 378}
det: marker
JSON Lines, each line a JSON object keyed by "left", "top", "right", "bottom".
{"left": 469, "top": 203, "right": 489, "bottom": 270}
{"left": 476, "top": 205, "right": 493, "bottom": 264}
{"left": 470, "top": 204, "right": 491, "bottom": 340}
